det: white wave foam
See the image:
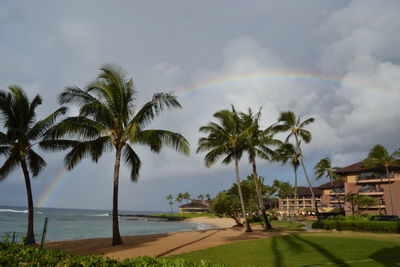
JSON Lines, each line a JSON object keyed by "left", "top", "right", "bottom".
{"left": 0, "top": 209, "right": 28, "bottom": 213}
{"left": 88, "top": 213, "right": 110, "bottom": 217}
{"left": 0, "top": 209, "right": 43, "bottom": 214}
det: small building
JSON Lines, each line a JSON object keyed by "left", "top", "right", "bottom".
{"left": 179, "top": 200, "right": 211, "bottom": 213}
{"left": 278, "top": 186, "right": 323, "bottom": 213}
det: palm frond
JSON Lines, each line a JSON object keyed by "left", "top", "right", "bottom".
{"left": 135, "top": 129, "right": 189, "bottom": 155}
{"left": 26, "top": 150, "right": 46, "bottom": 177}
{"left": 0, "top": 152, "right": 19, "bottom": 181}
{"left": 123, "top": 144, "right": 141, "bottom": 182}
{"left": 28, "top": 107, "right": 67, "bottom": 140}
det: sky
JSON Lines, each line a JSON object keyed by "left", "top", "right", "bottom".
{"left": 1, "top": 0, "right": 400, "bottom": 211}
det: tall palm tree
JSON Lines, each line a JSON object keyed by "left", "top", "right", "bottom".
{"left": 0, "top": 86, "right": 66, "bottom": 244}
{"left": 240, "top": 108, "right": 281, "bottom": 230}
{"left": 365, "top": 144, "right": 400, "bottom": 215}
{"left": 46, "top": 65, "right": 189, "bottom": 245}
{"left": 273, "top": 111, "right": 320, "bottom": 218}
{"left": 314, "top": 157, "right": 344, "bottom": 215}
{"left": 197, "top": 106, "right": 252, "bottom": 232}
{"left": 276, "top": 143, "right": 300, "bottom": 215}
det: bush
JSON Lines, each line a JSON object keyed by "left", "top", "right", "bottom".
{"left": 247, "top": 215, "right": 263, "bottom": 223}
{"left": 0, "top": 243, "right": 226, "bottom": 266}
{"left": 311, "top": 221, "right": 324, "bottom": 229}
{"left": 312, "top": 220, "right": 400, "bottom": 233}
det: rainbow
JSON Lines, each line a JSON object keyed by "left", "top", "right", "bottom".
{"left": 36, "top": 70, "right": 400, "bottom": 207}
{"left": 35, "top": 167, "right": 67, "bottom": 208}
{"left": 173, "top": 70, "right": 400, "bottom": 99}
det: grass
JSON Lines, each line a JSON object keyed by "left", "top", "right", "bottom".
{"left": 269, "top": 220, "right": 306, "bottom": 231}
{"left": 151, "top": 213, "right": 218, "bottom": 219}
{"left": 172, "top": 232, "right": 400, "bottom": 267}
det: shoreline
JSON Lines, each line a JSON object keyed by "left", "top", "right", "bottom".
{"left": 45, "top": 217, "right": 282, "bottom": 259}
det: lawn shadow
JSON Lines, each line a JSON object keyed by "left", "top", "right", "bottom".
{"left": 156, "top": 230, "right": 220, "bottom": 257}
{"left": 271, "top": 236, "right": 283, "bottom": 267}
{"left": 280, "top": 234, "right": 305, "bottom": 253}
{"left": 292, "top": 234, "right": 351, "bottom": 267}
{"left": 369, "top": 247, "right": 400, "bottom": 266}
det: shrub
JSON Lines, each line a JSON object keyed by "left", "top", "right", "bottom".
{"left": 0, "top": 243, "right": 226, "bottom": 266}
{"left": 247, "top": 215, "right": 263, "bottom": 223}
{"left": 313, "top": 220, "right": 400, "bottom": 233}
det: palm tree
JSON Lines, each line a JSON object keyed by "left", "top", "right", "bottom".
{"left": 0, "top": 86, "right": 66, "bottom": 244}
{"left": 314, "top": 157, "right": 344, "bottom": 215}
{"left": 273, "top": 111, "right": 320, "bottom": 218}
{"left": 46, "top": 65, "right": 189, "bottom": 245}
{"left": 183, "top": 192, "right": 191, "bottom": 204}
{"left": 365, "top": 144, "right": 400, "bottom": 215}
{"left": 166, "top": 194, "right": 174, "bottom": 213}
{"left": 197, "top": 194, "right": 205, "bottom": 200}
{"left": 197, "top": 106, "right": 252, "bottom": 232}
{"left": 276, "top": 143, "right": 300, "bottom": 216}
{"left": 240, "top": 108, "right": 281, "bottom": 230}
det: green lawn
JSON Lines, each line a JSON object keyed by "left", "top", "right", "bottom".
{"left": 172, "top": 232, "right": 400, "bottom": 267}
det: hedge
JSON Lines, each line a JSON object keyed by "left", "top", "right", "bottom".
{"left": 312, "top": 220, "right": 400, "bottom": 233}
{"left": 0, "top": 242, "right": 226, "bottom": 267}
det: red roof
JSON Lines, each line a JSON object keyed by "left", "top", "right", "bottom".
{"left": 179, "top": 200, "right": 210, "bottom": 209}
{"left": 288, "top": 186, "right": 322, "bottom": 197}
{"left": 334, "top": 160, "right": 400, "bottom": 175}
{"left": 317, "top": 181, "right": 344, "bottom": 190}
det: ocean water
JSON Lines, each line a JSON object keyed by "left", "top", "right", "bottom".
{"left": 0, "top": 206, "right": 206, "bottom": 241}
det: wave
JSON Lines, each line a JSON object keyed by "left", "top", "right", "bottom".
{"left": 88, "top": 213, "right": 110, "bottom": 217}
{"left": 0, "top": 209, "right": 44, "bottom": 214}
{"left": 0, "top": 209, "right": 27, "bottom": 213}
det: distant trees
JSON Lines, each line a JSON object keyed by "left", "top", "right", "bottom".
{"left": 166, "top": 194, "right": 174, "bottom": 213}
{"left": 211, "top": 191, "right": 242, "bottom": 226}
{"left": 0, "top": 86, "right": 66, "bottom": 244}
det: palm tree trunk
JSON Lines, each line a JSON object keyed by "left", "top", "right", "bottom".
{"left": 235, "top": 159, "right": 252, "bottom": 232}
{"left": 251, "top": 157, "right": 272, "bottom": 230}
{"left": 385, "top": 166, "right": 394, "bottom": 215}
{"left": 294, "top": 167, "right": 298, "bottom": 217}
{"left": 20, "top": 159, "right": 35, "bottom": 245}
{"left": 295, "top": 136, "right": 320, "bottom": 220}
{"left": 112, "top": 147, "right": 123, "bottom": 245}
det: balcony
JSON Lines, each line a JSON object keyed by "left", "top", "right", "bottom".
{"left": 359, "top": 205, "right": 386, "bottom": 209}
{"left": 359, "top": 188, "right": 384, "bottom": 196}
{"left": 330, "top": 200, "right": 345, "bottom": 203}
{"left": 329, "top": 191, "right": 345, "bottom": 196}
{"left": 357, "top": 172, "right": 395, "bottom": 184}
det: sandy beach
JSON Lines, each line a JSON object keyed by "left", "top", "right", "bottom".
{"left": 46, "top": 217, "right": 287, "bottom": 259}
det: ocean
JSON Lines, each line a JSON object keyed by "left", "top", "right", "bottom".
{"left": 0, "top": 206, "right": 206, "bottom": 242}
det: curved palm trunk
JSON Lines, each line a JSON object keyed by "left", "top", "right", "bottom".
{"left": 112, "top": 147, "right": 123, "bottom": 245}
{"left": 20, "top": 159, "right": 35, "bottom": 244}
{"left": 235, "top": 159, "right": 252, "bottom": 232}
{"left": 295, "top": 136, "right": 320, "bottom": 220}
{"left": 385, "top": 166, "right": 395, "bottom": 215}
{"left": 251, "top": 157, "right": 271, "bottom": 230}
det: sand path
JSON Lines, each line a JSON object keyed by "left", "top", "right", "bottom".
{"left": 46, "top": 217, "right": 288, "bottom": 259}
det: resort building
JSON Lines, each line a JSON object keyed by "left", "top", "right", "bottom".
{"left": 334, "top": 160, "right": 400, "bottom": 216}
{"left": 278, "top": 186, "right": 323, "bottom": 214}
{"left": 179, "top": 200, "right": 211, "bottom": 213}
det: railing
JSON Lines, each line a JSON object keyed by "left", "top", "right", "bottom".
{"left": 359, "top": 188, "right": 384, "bottom": 193}
{"left": 358, "top": 172, "right": 394, "bottom": 181}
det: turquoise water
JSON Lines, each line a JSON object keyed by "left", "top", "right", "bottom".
{"left": 0, "top": 206, "right": 205, "bottom": 241}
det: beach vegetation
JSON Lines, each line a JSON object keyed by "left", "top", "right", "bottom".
{"left": 45, "top": 65, "right": 189, "bottom": 245}
{"left": 0, "top": 242, "right": 226, "bottom": 266}
{"left": 197, "top": 106, "right": 252, "bottom": 232}
{"left": 166, "top": 194, "right": 174, "bottom": 213}
{"left": 210, "top": 191, "right": 242, "bottom": 226}
{"left": 0, "top": 86, "right": 66, "bottom": 244}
